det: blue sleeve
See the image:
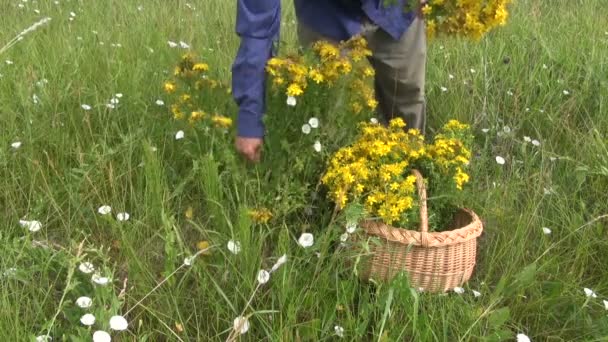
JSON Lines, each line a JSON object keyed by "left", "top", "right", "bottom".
{"left": 232, "top": 0, "right": 281, "bottom": 138}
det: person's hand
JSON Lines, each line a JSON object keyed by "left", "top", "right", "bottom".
{"left": 235, "top": 136, "right": 263, "bottom": 163}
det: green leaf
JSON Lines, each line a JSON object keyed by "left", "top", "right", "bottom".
{"left": 488, "top": 307, "right": 511, "bottom": 328}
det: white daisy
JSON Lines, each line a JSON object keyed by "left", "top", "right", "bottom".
{"left": 345, "top": 221, "right": 357, "bottom": 234}
{"left": 562, "top": 90, "right": 570, "bottom": 95}
{"left": 33, "top": 94, "right": 40, "bottom": 104}
{"left": 183, "top": 256, "right": 194, "bottom": 266}
{"left": 179, "top": 41, "right": 190, "bottom": 49}
{"left": 301, "top": 124, "right": 311, "bottom": 135}
{"left": 339, "top": 233, "right": 349, "bottom": 242}
{"left": 481, "top": 128, "right": 490, "bottom": 133}
{"left": 92, "top": 331, "right": 111, "bottom": 342}
{"left": 98, "top": 205, "right": 112, "bottom": 215}
{"left": 115, "top": 93, "right": 123, "bottom": 98}
{"left": 516, "top": 333, "right": 531, "bottom": 342}
{"left": 105, "top": 104, "right": 115, "bottom": 109}
{"left": 507, "top": 90, "right": 513, "bottom": 96}
{"left": 523, "top": 136, "right": 531, "bottom": 143}
{"left": 495, "top": 156, "right": 506, "bottom": 165}
{"left": 80, "top": 313, "right": 96, "bottom": 326}
{"left": 116, "top": 212, "right": 130, "bottom": 221}
{"left": 69, "top": 11, "right": 76, "bottom": 17}
{"left": 308, "top": 117, "right": 319, "bottom": 128}
{"left": 448, "top": 74, "right": 454, "bottom": 79}
{"left": 286, "top": 96, "right": 296, "bottom": 107}
{"left": 470, "top": 68, "right": 476, "bottom": 74}
{"left": 155, "top": 99, "right": 164, "bottom": 106}
{"left": 75, "top": 296, "right": 93, "bottom": 308}
{"left": 472, "top": 290, "right": 482, "bottom": 298}
{"left": 233, "top": 316, "right": 250, "bottom": 334}
{"left": 584, "top": 287, "right": 598, "bottom": 298}
{"left": 503, "top": 126, "right": 511, "bottom": 134}
{"left": 175, "top": 130, "right": 185, "bottom": 140}
{"left": 370, "top": 118, "right": 379, "bottom": 124}
{"left": 531, "top": 140, "right": 541, "bottom": 147}
{"left": 542, "top": 64, "right": 548, "bottom": 69}
{"left": 313, "top": 140, "right": 322, "bottom": 153}
{"left": 81, "top": 104, "right": 92, "bottom": 111}
{"left": 79, "top": 262, "right": 95, "bottom": 274}
{"left": 542, "top": 227, "right": 552, "bottom": 235}
{"left": 257, "top": 269, "right": 270, "bottom": 284}
{"left": 109, "top": 315, "right": 128, "bottom": 331}
{"left": 603, "top": 300, "right": 608, "bottom": 310}
{"left": 227, "top": 240, "right": 241, "bottom": 255}
{"left": 270, "top": 254, "right": 287, "bottom": 272}
{"left": 298, "top": 233, "right": 314, "bottom": 248}
{"left": 334, "top": 325, "right": 345, "bottom": 338}
{"left": 20, "top": 220, "right": 42, "bottom": 232}
{"left": 440, "top": 86, "right": 448, "bottom": 92}
{"left": 453, "top": 287, "right": 465, "bottom": 294}
{"left": 167, "top": 40, "right": 178, "bottom": 48}
{"left": 35, "top": 335, "right": 51, "bottom": 342}
{"left": 92, "top": 274, "right": 110, "bottom": 285}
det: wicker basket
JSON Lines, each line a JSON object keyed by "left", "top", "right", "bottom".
{"left": 356, "top": 169, "right": 483, "bottom": 292}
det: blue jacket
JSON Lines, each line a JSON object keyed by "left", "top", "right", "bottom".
{"left": 232, "top": 0, "right": 416, "bottom": 138}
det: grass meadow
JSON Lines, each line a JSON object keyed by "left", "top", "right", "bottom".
{"left": 1, "top": 0, "right": 608, "bottom": 341}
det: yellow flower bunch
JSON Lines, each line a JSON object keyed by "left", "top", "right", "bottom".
{"left": 266, "top": 36, "right": 375, "bottom": 106}
{"left": 248, "top": 208, "right": 273, "bottom": 224}
{"left": 420, "top": 0, "right": 513, "bottom": 40}
{"left": 322, "top": 118, "right": 473, "bottom": 226}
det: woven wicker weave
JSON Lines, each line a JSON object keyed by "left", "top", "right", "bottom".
{"left": 357, "top": 169, "right": 483, "bottom": 292}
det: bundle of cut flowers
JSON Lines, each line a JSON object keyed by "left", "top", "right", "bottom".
{"left": 321, "top": 118, "right": 474, "bottom": 232}
{"left": 414, "top": 0, "right": 514, "bottom": 40}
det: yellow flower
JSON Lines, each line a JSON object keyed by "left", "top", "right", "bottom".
{"left": 173, "top": 66, "right": 182, "bottom": 76}
{"left": 363, "top": 67, "right": 375, "bottom": 77}
{"left": 248, "top": 208, "right": 273, "bottom": 224}
{"left": 389, "top": 118, "right": 406, "bottom": 129}
{"left": 193, "top": 63, "right": 209, "bottom": 72}
{"left": 211, "top": 115, "right": 233, "bottom": 128}
{"left": 185, "top": 206, "right": 194, "bottom": 219}
{"left": 421, "top": 4, "right": 433, "bottom": 16}
{"left": 366, "top": 98, "right": 378, "bottom": 110}
{"left": 196, "top": 240, "right": 212, "bottom": 255}
{"left": 309, "top": 69, "right": 324, "bottom": 84}
{"left": 188, "top": 110, "right": 206, "bottom": 125}
{"left": 286, "top": 83, "right": 304, "bottom": 97}
{"left": 164, "top": 81, "right": 176, "bottom": 93}
{"left": 273, "top": 77, "right": 285, "bottom": 86}
{"left": 180, "top": 94, "right": 191, "bottom": 103}
{"left": 171, "top": 104, "right": 184, "bottom": 120}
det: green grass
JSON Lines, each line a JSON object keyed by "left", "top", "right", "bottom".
{"left": 1, "top": 0, "right": 608, "bottom": 341}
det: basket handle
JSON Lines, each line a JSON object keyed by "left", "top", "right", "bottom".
{"left": 411, "top": 169, "right": 429, "bottom": 235}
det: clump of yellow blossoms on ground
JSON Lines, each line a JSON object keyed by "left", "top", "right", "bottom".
{"left": 248, "top": 208, "right": 273, "bottom": 224}
{"left": 162, "top": 53, "right": 234, "bottom": 130}
{"left": 322, "top": 118, "right": 472, "bottom": 227}
{"left": 419, "top": 0, "right": 514, "bottom": 40}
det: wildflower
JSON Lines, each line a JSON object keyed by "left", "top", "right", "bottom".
{"left": 523, "top": 136, "right": 531, "bottom": 142}
{"left": 155, "top": 99, "right": 164, "bottom": 106}
{"left": 164, "top": 81, "right": 176, "bottom": 93}
{"left": 562, "top": 90, "right": 570, "bottom": 95}
{"left": 453, "top": 287, "right": 465, "bottom": 294}
{"left": 440, "top": 86, "right": 448, "bottom": 92}
{"left": 227, "top": 240, "right": 241, "bottom": 255}
{"left": 92, "top": 331, "right": 111, "bottom": 342}
{"left": 542, "top": 227, "right": 551, "bottom": 235}
{"left": 346, "top": 221, "right": 357, "bottom": 234}
{"left": 470, "top": 68, "right": 476, "bottom": 74}
{"left": 301, "top": 124, "right": 312, "bottom": 135}
{"left": 313, "top": 140, "right": 322, "bottom": 153}
{"left": 79, "top": 262, "right": 95, "bottom": 274}
{"left": 370, "top": 118, "right": 378, "bottom": 124}
{"left": 257, "top": 270, "right": 270, "bottom": 284}
{"left": 603, "top": 300, "right": 608, "bottom": 310}
{"left": 19, "top": 220, "right": 41, "bottom": 232}
{"left": 116, "top": 212, "right": 130, "bottom": 222}
{"left": 531, "top": 139, "right": 540, "bottom": 146}
{"left": 233, "top": 316, "right": 250, "bottom": 334}
{"left": 168, "top": 41, "right": 178, "bottom": 48}
{"left": 248, "top": 208, "right": 273, "bottom": 224}
{"left": 109, "top": 315, "right": 128, "bottom": 331}
{"left": 503, "top": 126, "right": 511, "bottom": 134}
{"left": 193, "top": 63, "right": 208, "bottom": 72}
{"left": 340, "top": 233, "right": 349, "bottom": 242}
{"left": 495, "top": 156, "right": 506, "bottom": 165}
{"left": 298, "top": 233, "right": 314, "bottom": 248}
{"left": 286, "top": 96, "right": 297, "bottom": 106}
{"left": 183, "top": 256, "right": 194, "bottom": 266}
{"left": 185, "top": 206, "right": 194, "bottom": 219}
{"left": 481, "top": 128, "right": 489, "bottom": 133}
{"left": 584, "top": 288, "right": 598, "bottom": 298}
{"left": 286, "top": 83, "right": 303, "bottom": 97}
{"left": 179, "top": 41, "right": 190, "bottom": 49}
{"left": 98, "top": 205, "right": 112, "bottom": 215}
{"left": 449, "top": 74, "right": 454, "bottom": 79}
{"left": 516, "top": 334, "right": 531, "bottom": 342}
{"left": 35, "top": 336, "right": 51, "bottom": 342}
{"left": 80, "top": 313, "right": 96, "bottom": 326}
{"left": 76, "top": 296, "right": 93, "bottom": 308}
{"left": 81, "top": 104, "right": 92, "bottom": 111}
{"left": 175, "top": 130, "right": 185, "bottom": 140}
{"left": 5, "top": 60, "right": 14, "bottom": 65}
{"left": 334, "top": 325, "right": 345, "bottom": 338}
{"left": 92, "top": 274, "right": 110, "bottom": 285}
{"left": 472, "top": 290, "right": 481, "bottom": 297}
{"left": 211, "top": 115, "right": 233, "bottom": 128}
{"left": 271, "top": 254, "right": 287, "bottom": 272}
{"left": 308, "top": 117, "right": 319, "bottom": 128}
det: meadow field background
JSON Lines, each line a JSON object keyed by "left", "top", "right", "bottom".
{"left": 1, "top": 0, "right": 608, "bottom": 341}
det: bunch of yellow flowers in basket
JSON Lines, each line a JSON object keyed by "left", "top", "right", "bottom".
{"left": 416, "top": 0, "right": 514, "bottom": 40}
{"left": 321, "top": 118, "right": 473, "bottom": 228}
